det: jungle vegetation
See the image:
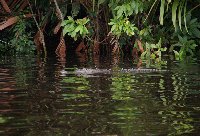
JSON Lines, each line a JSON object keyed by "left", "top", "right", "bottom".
{"left": 0, "top": 0, "right": 200, "bottom": 62}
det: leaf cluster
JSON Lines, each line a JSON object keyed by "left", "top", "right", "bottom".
{"left": 108, "top": 18, "right": 138, "bottom": 38}
{"left": 10, "top": 18, "right": 34, "bottom": 53}
{"left": 61, "top": 16, "right": 90, "bottom": 40}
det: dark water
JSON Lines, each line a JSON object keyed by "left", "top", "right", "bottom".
{"left": 0, "top": 54, "right": 200, "bottom": 136}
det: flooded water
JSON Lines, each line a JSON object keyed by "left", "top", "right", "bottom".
{"left": 0, "top": 54, "right": 200, "bottom": 136}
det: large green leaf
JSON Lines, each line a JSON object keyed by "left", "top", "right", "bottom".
{"left": 160, "top": 0, "right": 165, "bottom": 25}
{"left": 178, "top": 0, "right": 184, "bottom": 31}
{"left": 192, "top": 28, "right": 200, "bottom": 38}
{"left": 184, "top": 1, "right": 188, "bottom": 33}
{"left": 172, "top": 0, "right": 179, "bottom": 31}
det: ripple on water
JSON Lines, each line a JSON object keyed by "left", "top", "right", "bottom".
{"left": 0, "top": 56, "right": 200, "bottom": 135}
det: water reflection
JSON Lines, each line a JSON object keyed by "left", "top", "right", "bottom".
{"left": 0, "top": 55, "right": 200, "bottom": 135}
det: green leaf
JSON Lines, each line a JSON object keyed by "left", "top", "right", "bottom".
{"left": 71, "top": 30, "right": 77, "bottom": 38}
{"left": 67, "top": 16, "right": 74, "bottom": 21}
{"left": 179, "top": 47, "right": 186, "bottom": 58}
{"left": 189, "top": 18, "right": 197, "bottom": 25}
{"left": 98, "top": 0, "right": 106, "bottom": 5}
{"left": 178, "top": 35, "right": 183, "bottom": 42}
{"left": 161, "top": 47, "right": 167, "bottom": 51}
{"left": 141, "top": 51, "right": 147, "bottom": 59}
{"left": 61, "top": 20, "right": 72, "bottom": 26}
{"left": 79, "top": 26, "right": 84, "bottom": 35}
{"left": 184, "top": 1, "right": 188, "bottom": 33}
{"left": 119, "top": 25, "right": 123, "bottom": 31}
{"left": 190, "top": 43, "right": 197, "bottom": 49}
{"left": 178, "top": 0, "right": 184, "bottom": 31}
{"left": 83, "top": 27, "right": 89, "bottom": 35}
{"left": 63, "top": 26, "right": 68, "bottom": 36}
{"left": 173, "top": 50, "right": 180, "bottom": 60}
{"left": 192, "top": 28, "right": 200, "bottom": 38}
{"left": 117, "top": 7, "right": 124, "bottom": 18}
{"left": 150, "top": 44, "right": 157, "bottom": 48}
{"left": 126, "top": 4, "right": 132, "bottom": 16}
{"left": 160, "top": 0, "right": 165, "bottom": 25}
{"left": 75, "top": 25, "right": 82, "bottom": 33}
{"left": 172, "top": 0, "right": 179, "bottom": 31}
{"left": 63, "top": 24, "right": 75, "bottom": 34}
{"left": 135, "top": 2, "right": 138, "bottom": 14}
{"left": 151, "top": 53, "right": 156, "bottom": 59}
{"left": 108, "top": 22, "right": 115, "bottom": 25}
{"left": 84, "top": 18, "right": 90, "bottom": 24}
{"left": 139, "top": 28, "right": 146, "bottom": 36}
{"left": 188, "top": 48, "right": 194, "bottom": 56}
{"left": 111, "top": 25, "right": 117, "bottom": 32}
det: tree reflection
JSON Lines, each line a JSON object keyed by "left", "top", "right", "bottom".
{"left": 0, "top": 55, "right": 200, "bottom": 135}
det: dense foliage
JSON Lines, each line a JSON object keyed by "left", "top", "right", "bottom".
{"left": 0, "top": 0, "right": 200, "bottom": 62}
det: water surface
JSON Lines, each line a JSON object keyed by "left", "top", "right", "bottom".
{"left": 0, "top": 55, "right": 200, "bottom": 135}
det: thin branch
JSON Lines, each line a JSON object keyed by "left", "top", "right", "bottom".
{"left": 189, "top": 3, "right": 200, "bottom": 13}
{"left": 53, "top": 0, "right": 64, "bottom": 21}
{"left": 27, "top": 0, "right": 47, "bottom": 57}
{"left": 143, "top": 0, "right": 159, "bottom": 23}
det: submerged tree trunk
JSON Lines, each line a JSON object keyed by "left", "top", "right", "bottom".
{"left": 93, "top": 6, "right": 100, "bottom": 55}
{"left": 56, "top": 34, "right": 66, "bottom": 58}
{"left": 53, "top": 0, "right": 66, "bottom": 57}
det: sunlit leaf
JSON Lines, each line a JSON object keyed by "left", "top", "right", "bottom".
{"left": 184, "top": 1, "right": 188, "bottom": 33}
{"left": 160, "top": 0, "right": 165, "bottom": 25}
{"left": 178, "top": 0, "right": 185, "bottom": 31}
{"left": 172, "top": 0, "right": 179, "bottom": 31}
{"left": 75, "top": 25, "right": 82, "bottom": 33}
{"left": 173, "top": 50, "right": 180, "bottom": 60}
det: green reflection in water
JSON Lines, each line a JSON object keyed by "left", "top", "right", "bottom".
{"left": 0, "top": 116, "right": 7, "bottom": 124}
{"left": 62, "top": 93, "right": 89, "bottom": 100}
{"left": 111, "top": 73, "right": 138, "bottom": 100}
{"left": 0, "top": 55, "right": 200, "bottom": 135}
{"left": 61, "top": 75, "right": 90, "bottom": 100}
{"left": 62, "top": 76, "right": 90, "bottom": 91}
{"left": 110, "top": 72, "right": 143, "bottom": 135}
{"left": 158, "top": 70, "right": 195, "bottom": 135}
